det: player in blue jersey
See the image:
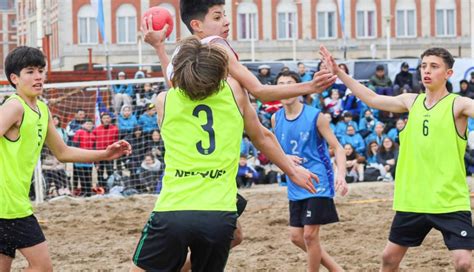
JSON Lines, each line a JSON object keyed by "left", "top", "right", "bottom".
{"left": 272, "top": 70, "right": 349, "bottom": 271}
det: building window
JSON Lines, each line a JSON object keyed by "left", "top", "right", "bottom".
{"left": 116, "top": 4, "right": 137, "bottom": 44}
{"left": 277, "top": 2, "right": 298, "bottom": 40}
{"left": 396, "top": 0, "right": 416, "bottom": 37}
{"left": 356, "top": 0, "right": 376, "bottom": 38}
{"left": 29, "top": 20, "right": 37, "bottom": 47}
{"left": 158, "top": 3, "right": 176, "bottom": 42}
{"left": 237, "top": 2, "right": 258, "bottom": 41}
{"left": 316, "top": 0, "right": 337, "bottom": 39}
{"left": 435, "top": 0, "right": 455, "bottom": 37}
{"left": 78, "top": 5, "right": 98, "bottom": 44}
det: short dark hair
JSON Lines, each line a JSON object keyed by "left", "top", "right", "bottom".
{"left": 274, "top": 70, "right": 302, "bottom": 84}
{"left": 172, "top": 37, "right": 228, "bottom": 101}
{"left": 5, "top": 46, "right": 46, "bottom": 88}
{"left": 180, "top": 0, "right": 225, "bottom": 33}
{"left": 376, "top": 65, "right": 385, "bottom": 71}
{"left": 420, "top": 47, "right": 455, "bottom": 69}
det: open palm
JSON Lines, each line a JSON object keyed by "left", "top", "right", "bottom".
{"left": 319, "top": 45, "right": 340, "bottom": 76}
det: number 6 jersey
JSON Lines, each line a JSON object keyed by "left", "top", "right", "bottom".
{"left": 154, "top": 81, "right": 243, "bottom": 212}
{"left": 394, "top": 93, "right": 470, "bottom": 213}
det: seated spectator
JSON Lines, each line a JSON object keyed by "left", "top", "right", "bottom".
{"left": 388, "top": 118, "right": 406, "bottom": 144}
{"left": 340, "top": 125, "right": 366, "bottom": 155}
{"left": 72, "top": 119, "right": 95, "bottom": 197}
{"left": 66, "top": 109, "right": 86, "bottom": 144}
{"left": 241, "top": 134, "right": 258, "bottom": 158}
{"left": 133, "top": 70, "right": 146, "bottom": 99}
{"left": 459, "top": 79, "right": 474, "bottom": 99}
{"left": 118, "top": 105, "right": 138, "bottom": 139}
{"left": 365, "top": 122, "right": 388, "bottom": 146}
{"left": 237, "top": 154, "right": 259, "bottom": 188}
{"left": 333, "top": 63, "right": 350, "bottom": 97}
{"left": 297, "top": 62, "right": 313, "bottom": 82}
{"left": 42, "top": 147, "right": 71, "bottom": 198}
{"left": 135, "top": 82, "right": 157, "bottom": 116}
{"left": 309, "top": 93, "right": 325, "bottom": 110}
{"left": 147, "top": 129, "right": 165, "bottom": 163}
{"left": 358, "top": 109, "right": 378, "bottom": 138}
{"left": 138, "top": 153, "right": 162, "bottom": 193}
{"left": 393, "top": 62, "right": 413, "bottom": 94}
{"left": 335, "top": 111, "right": 358, "bottom": 140}
{"left": 53, "top": 115, "right": 68, "bottom": 144}
{"left": 369, "top": 65, "right": 393, "bottom": 96}
{"left": 344, "top": 144, "right": 365, "bottom": 182}
{"left": 125, "top": 126, "right": 147, "bottom": 185}
{"left": 468, "top": 71, "right": 474, "bottom": 93}
{"left": 341, "top": 90, "right": 362, "bottom": 121}
{"left": 324, "top": 89, "right": 343, "bottom": 119}
{"left": 364, "top": 141, "right": 386, "bottom": 181}
{"left": 112, "top": 71, "right": 134, "bottom": 114}
{"left": 376, "top": 137, "right": 399, "bottom": 181}
{"left": 139, "top": 103, "right": 159, "bottom": 135}
{"left": 256, "top": 64, "right": 274, "bottom": 85}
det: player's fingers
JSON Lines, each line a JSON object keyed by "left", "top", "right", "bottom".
{"left": 310, "top": 172, "right": 319, "bottom": 183}
{"left": 147, "top": 14, "right": 153, "bottom": 31}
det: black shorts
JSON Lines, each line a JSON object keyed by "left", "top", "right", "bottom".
{"left": 236, "top": 193, "right": 247, "bottom": 217}
{"left": 133, "top": 211, "right": 237, "bottom": 272}
{"left": 289, "top": 197, "right": 339, "bottom": 227}
{"left": 0, "top": 215, "right": 46, "bottom": 258}
{"left": 389, "top": 211, "right": 474, "bottom": 250}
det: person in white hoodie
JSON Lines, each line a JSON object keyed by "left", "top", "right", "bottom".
{"left": 138, "top": 153, "right": 161, "bottom": 193}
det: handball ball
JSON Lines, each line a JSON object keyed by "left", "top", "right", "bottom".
{"left": 143, "top": 7, "right": 174, "bottom": 38}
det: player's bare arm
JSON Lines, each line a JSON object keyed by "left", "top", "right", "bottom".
{"left": 155, "top": 91, "right": 167, "bottom": 127}
{"left": 0, "top": 99, "right": 23, "bottom": 138}
{"left": 316, "top": 114, "right": 348, "bottom": 196}
{"left": 45, "top": 114, "right": 131, "bottom": 163}
{"left": 319, "top": 45, "right": 417, "bottom": 113}
{"left": 229, "top": 77, "right": 317, "bottom": 193}
{"left": 220, "top": 44, "right": 336, "bottom": 102}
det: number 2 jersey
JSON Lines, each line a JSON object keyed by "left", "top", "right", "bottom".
{"left": 274, "top": 105, "right": 335, "bottom": 201}
{"left": 394, "top": 93, "right": 471, "bottom": 213}
{"left": 0, "top": 94, "right": 49, "bottom": 219}
{"left": 154, "top": 81, "right": 243, "bottom": 212}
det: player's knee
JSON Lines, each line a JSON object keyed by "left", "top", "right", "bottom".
{"left": 453, "top": 257, "right": 471, "bottom": 272}
{"left": 303, "top": 231, "right": 318, "bottom": 246}
{"left": 381, "top": 249, "right": 402, "bottom": 269}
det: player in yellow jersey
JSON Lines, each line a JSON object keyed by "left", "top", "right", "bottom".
{"left": 131, "top": 37, "right": 319, "bottom": 271}
{"left": 0, "top": 46, "right": 131, "bottom": 271}
{"left": 320, "top": 46, "right": 474, "bottom": 271}
{"left": 142, "top": 2, "right": 337, "bottom": 270}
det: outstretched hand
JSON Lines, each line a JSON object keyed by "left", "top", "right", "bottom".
{"left": 319, "top": 45, "right": 341, "bottom": 76}
{"left": 310, "top": 69, "right": 337, "bottom": 94}
{"left": 288, "top": 166, "right": 319, "bottom": 194}
{"left": 141, "top": 14, "right": 169, "bottom": 49}
{"left": 104, "top": 140, "right": 132, "bottom": 160}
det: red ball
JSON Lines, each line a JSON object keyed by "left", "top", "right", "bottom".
{"left": 143, "top": 7, "right": 174, "bottom": 38}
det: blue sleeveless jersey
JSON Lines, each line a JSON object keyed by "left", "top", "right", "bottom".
{"left": 274, "top": 105, "right": 334, "bottom": 201}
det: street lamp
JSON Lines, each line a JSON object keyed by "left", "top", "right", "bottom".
{"left": 384, "top": 15, "right": 393, "bottom": 59}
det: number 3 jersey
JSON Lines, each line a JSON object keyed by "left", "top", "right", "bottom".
{"left": 0, "top": 94, "right": 48, "bottom": 219}
{"left": 154, "top": 81, "right": 243, "bottom": 212}
{"left": 394, "top": 93, "right": 470, "bottom": 213}
{"left": 274, "top": 105, "right": 335, "bottom": 201}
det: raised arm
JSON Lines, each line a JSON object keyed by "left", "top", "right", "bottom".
{"left": 45, "top": 114, "right": 131, "bottom": 163}
{"left": 221, "top": 44, "right": 336, "bottom": 102}
{"left": 229, "top": 78, "right": 317, "bottom": 193}
{"left": 320, "top": 45, "right": 416, "bottom": 113}
{"left": 142, "top": 15, "right": 172, "bottom": 88}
